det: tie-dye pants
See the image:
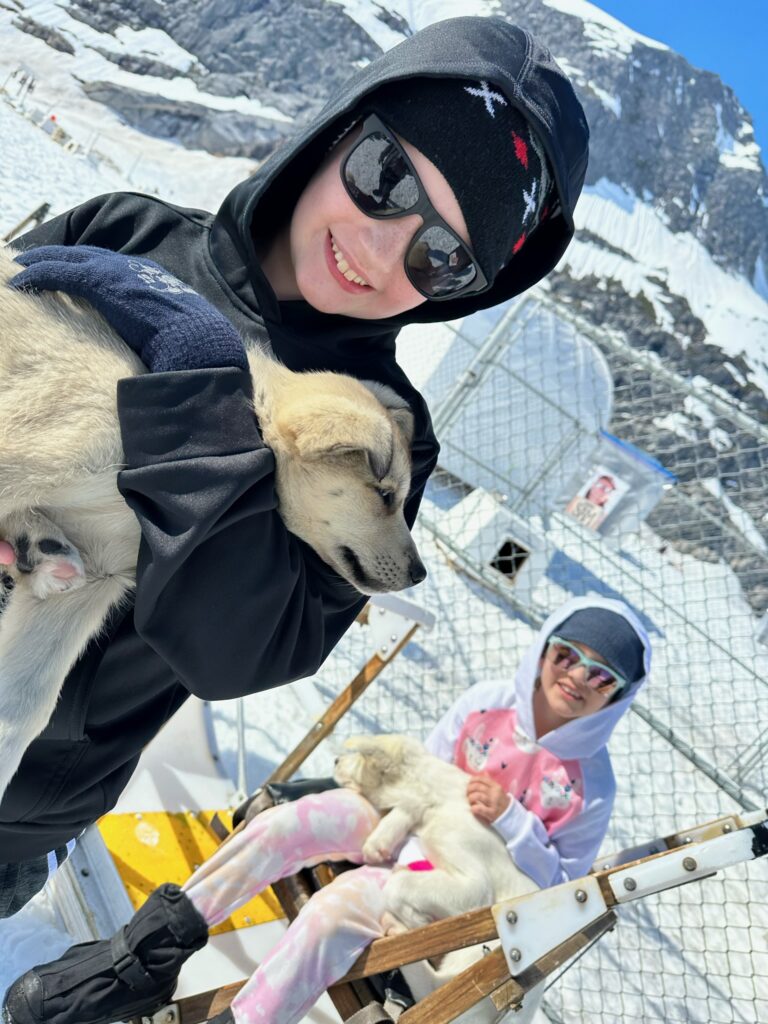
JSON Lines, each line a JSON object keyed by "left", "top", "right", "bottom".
{"left": 182, "top": 787, "right": 390, "bottom": 1024}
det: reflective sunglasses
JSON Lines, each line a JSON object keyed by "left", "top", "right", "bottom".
{"left": 341, "top": 113, "right": 488, "bottom": 301}
{"left": 547, "top": 636, "right": 628, "bottom": 697}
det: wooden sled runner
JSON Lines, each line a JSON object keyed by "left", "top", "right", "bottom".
{"left": 46, "top": 595, "right": 768, "bottom": 1023}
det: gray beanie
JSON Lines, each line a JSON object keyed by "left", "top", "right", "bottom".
{"left": 555, "top": 609, "right": 645, "bottom": 685}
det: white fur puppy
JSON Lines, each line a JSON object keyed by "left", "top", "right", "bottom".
{"left": 333, "top": 733, "right": 538, "bottom": 933}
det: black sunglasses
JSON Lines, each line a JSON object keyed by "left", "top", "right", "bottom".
{"left": 340, "top": 114, "right": 488, "bottom": 301}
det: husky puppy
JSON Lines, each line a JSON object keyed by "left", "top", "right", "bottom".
{"left": 0, "top": 246, "right": 424, "bottom": 805}
{"left": 334, "top": 733, "right": 538, "bottom": 931}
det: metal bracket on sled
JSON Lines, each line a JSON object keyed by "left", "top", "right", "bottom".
{"left": 367, "top": 594, "right": 435, "bottom": 662}
{"left": 493, "top": 876, "right": 610, "bottom": 975}
{"left": 494, "top": 818, "right": 768, "bottom": 978}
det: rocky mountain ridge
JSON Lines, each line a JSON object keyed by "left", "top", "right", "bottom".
{"left": 19, "top": 0, "right": 762, "bottom": 284}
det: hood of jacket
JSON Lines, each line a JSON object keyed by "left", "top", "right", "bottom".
{"left": 210, "top": 16, "right": 589, "bottom": 350}
{"left": 514, "top": 596, "right": 651, "bottom": 760}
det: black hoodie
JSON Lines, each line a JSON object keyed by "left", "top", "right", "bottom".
{"left": 1, "top": 17, "right": 588, "bottom": 862}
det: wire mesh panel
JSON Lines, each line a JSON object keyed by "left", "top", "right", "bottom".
{"left": 238, "top": 292, "right": 768, "bottom": 1022}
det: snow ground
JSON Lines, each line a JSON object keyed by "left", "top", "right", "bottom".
{"left": 0, "top": 69, "right": 257, "bottom": 231}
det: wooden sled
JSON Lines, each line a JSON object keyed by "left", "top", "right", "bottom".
{"left": 48, "top": 593, "right": 768, "bottom": 1024}
{"left": 171, "top": 801, "right": 768, "bottom": 1024}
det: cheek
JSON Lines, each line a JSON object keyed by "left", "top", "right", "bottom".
{"left": 388, "top": 274, "right": 427, "bottom": 314}
{"left": 582, "top": 690, "right": 609, "bottom": 715}
{"left": 291, "top": 165, "right": 340, "bottom": 247}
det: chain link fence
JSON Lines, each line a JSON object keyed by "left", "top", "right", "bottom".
{"left": 239, "top": 291, "right": 768, "bottom": 1023}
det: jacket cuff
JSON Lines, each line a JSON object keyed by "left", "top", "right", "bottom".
{"left": 118, "top": 367, "right": 263, "bottom": 467}
{"left": 492, "top": 795, "right": 534, "bottom": 844}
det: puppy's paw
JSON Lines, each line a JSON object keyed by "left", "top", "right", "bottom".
{"left": 29, "top": 544, "right": 86, "bottom": 598}
{"left": 12, "top": 515, "right": 86, "bottom": 598}
{"left": 0, "top": 571, "right": 15, "bottom": 613}
{"left": 381, "top": 911, "right": 409, "bottom": 936}
{"left": 362, "top": 836, "right": 395, "bottom": 865}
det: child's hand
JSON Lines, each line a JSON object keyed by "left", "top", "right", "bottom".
{"left": 467, "top": 775, "right": 511, "bottom": 824}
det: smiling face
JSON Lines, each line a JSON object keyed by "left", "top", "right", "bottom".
{"left": 534, "top": 638, "right": 617, "bottom": 735}
{"left": 261, "top": 125, "right": 472, "bottom": 319}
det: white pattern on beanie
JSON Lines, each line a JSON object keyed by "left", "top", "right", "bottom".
{"left": 522, "top": 179, "right": 537, "bottom": 223}
{"left": 464, "top": 80, "right": 508, "bottom": 117}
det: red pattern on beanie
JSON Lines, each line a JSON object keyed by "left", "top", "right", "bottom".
{"left": 513, "top": 233, "right": 527, "bottom": 254}
{"left": 512, "top": 131, "right": 529, "bottom": 169}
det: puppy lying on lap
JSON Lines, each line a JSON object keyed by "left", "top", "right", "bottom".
{"left": 334, "top": 733, "right": 539, "bottom": 933}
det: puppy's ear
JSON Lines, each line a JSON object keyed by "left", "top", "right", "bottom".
{"left": 360, "top": 381, "right": 415, "bottom": 447}
{"left": 276, "top": 397, "right": 392, "bottom": 473}
{"left": 344, "top": 734, "right": 382, "bottom": 753}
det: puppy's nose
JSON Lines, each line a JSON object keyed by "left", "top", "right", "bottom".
{"left": 408, "top": 557, "right": 427, "bottom": 585}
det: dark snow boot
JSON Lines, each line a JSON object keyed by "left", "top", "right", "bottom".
{"left": 2, "top": 883, "right": 208, "bottom": 1024}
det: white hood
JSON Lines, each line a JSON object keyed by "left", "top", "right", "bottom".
{"left": 514, "top": 596, "right": 651, "bottom": 760}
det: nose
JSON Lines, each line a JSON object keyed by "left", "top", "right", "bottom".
{"left": 408, "top": 556, "right": 427, "bottom": 585}
{"left": 361, "top": 214, "right": 423, "bottom": 270}
{"left": 565, "top": 664, "right": 589, "bottom": 689}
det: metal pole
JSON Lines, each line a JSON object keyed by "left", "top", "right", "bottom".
{"left": 430, "top": 295, "right": 534, "bottom": 438}
{"left": 235, "top": 698, "right": 248, "bottom": 798}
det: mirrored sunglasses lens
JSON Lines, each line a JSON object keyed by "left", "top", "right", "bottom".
{"left": 587, "top": 667, "right": 617, "bottom": 691}
{"left": 552, "top": 643, "right": 579, "bottom": 668}
{"left": 344, "top": 133, "right": 419, "bottom": 215}
{"left": 407, "top": 225, "right": 478, "bottom": 297}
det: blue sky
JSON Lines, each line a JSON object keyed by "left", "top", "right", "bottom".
{"left": 593, "top": 1, "right": 767, "bottom": 163}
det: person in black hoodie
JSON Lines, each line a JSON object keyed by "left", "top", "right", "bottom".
{"left": 1, "top": 15, "right": 588, "bottom": 1024}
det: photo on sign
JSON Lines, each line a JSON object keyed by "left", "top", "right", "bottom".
{"left": 565, "top": 466, "right": 630, "bottom": 531}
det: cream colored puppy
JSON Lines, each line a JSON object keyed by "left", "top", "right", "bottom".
{"left": 334, "top": 733, "right": 538, "bottom": 932}
{"left": 0, "top": 246, "right": 424, "bottom": 805}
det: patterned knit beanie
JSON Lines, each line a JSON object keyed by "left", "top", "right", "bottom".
{"left": 555, "top": 609, "right": 646, "bottom": 686}
{"left": 364, "top": 77, "right": 556, "bottom": 283}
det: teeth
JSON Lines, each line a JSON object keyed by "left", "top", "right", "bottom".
{"left": 331, "top": 236, "right": 369, "bottom": 287}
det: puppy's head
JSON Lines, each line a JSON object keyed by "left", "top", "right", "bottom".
{"left": 333, "top": 733, "right": 423, "bottom": 798}
{"left": 265, "top": 375, "right": 426, "bottom": 594}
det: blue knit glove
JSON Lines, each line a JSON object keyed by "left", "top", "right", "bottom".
{"left": 11, "top": 245, "right": 248, "bottom": 373}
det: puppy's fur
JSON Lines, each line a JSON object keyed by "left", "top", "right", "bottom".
{"left": 334, "top": 734, "right": 538, "bottom": 932}
{"left": 0, "top": 246, "right": 423, "bottom": 804}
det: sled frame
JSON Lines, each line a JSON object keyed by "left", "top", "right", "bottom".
{"left": 170, "top": 809, "right": 767, "bottom": 1023}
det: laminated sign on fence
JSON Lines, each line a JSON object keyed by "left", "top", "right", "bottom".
{"left": 562, "top": 429, "right": 677, "bottom": 538}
